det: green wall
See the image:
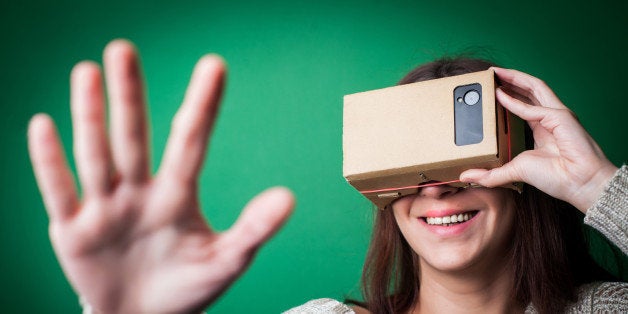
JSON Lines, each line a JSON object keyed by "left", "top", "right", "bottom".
{"left": 2, "top": 0, "right": 626, "bottom": 312}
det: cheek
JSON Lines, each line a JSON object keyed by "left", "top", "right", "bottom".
{"left": 391, "top": 205, "right": 425, "bottom": 253}
{"left": 391, "top": 196, "right": 414, "bottom": 223}
{"left": 502, "top": 200, "right": 517, "bottom": 237}
{"left": 391, "top": 195, "right": 414, "bottom": 214}
{"left": 499, "top": 191, "right": 517, "bottom": 223}
{"left": 392, "top": 208, "right": 410, "bottom": 237}
{"left": 486, "top": 191, "right": 517, "bottom": 243}
{"left": 391, "top": 205, "right": 411, "bottom": 232}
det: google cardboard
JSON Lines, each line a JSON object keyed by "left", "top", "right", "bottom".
{"left": 343, "top": 69, "right": 525, "bottom": 209}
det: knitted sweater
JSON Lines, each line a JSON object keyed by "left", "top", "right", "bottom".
{"left": 285, "top": 165, "right": 628, "bottom": 313}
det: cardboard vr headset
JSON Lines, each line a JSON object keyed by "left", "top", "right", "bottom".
{"left": 343, "top": 69, "right": 525, "bottom": 209}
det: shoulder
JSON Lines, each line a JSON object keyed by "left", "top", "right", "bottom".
{"left": 565, "top": 282, "right": 628, "bottom": 313}
{"left": 283, "top": 298, "right": 355, "bottom": 314}
{"left": 350, "top": 305, "right": 371, "bottom": 314}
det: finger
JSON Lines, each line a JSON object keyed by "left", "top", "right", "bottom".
{"left": 460, "top": 162, "right": 524, "bottom": 188}
{"left": 492, "top": 67, "right": 566, "bottom": 110}
{"left": 225, "top": 187, "right": 295, "bottom": 254}
{"left": 497, "top": 88, "right": 582, "bottom": 138}
{"left": 496, "top": 87, "right": 550, "bottom": 122}
{"left": 104, "top": 40, "right": 150, "bottom": 183}
{"left": 158, "top": 55, "right": 225, "bottom": 184}
{"left": 28, "top": 114, "right": 79, "bottom": 221}
{"left": 71, "top": 61, "right": 112, "bottom": 196}
{"left": 500, "top": 82, "right": 542, "bottom": 107}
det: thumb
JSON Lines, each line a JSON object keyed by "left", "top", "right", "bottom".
{"left": 225, "top": 187, "right": 295, "bottom": 254}
{"left": 460, "top": 163, "right": 523, "bottom": 188}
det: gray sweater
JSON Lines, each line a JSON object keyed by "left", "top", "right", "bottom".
{"left": 285, "top": 165, "right": 628, "bottom": 313}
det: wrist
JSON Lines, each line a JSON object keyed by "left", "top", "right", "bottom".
{"left": 570, "top": 162, "right": 618, "bottom": 213}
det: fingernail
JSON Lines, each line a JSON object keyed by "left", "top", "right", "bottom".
{"left": 463, "top": 182, "right": 482, "bottom": 189}
{"left": 469, "top": 182, "right": 482, "bottom": 187}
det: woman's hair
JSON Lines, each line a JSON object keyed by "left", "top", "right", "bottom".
{"left": 355, "top": 57, "right": 614, "bottom": 314}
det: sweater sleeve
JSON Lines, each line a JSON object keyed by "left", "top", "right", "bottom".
{"left": 283, "top": 298, "right": 355, "bottom": 314}
{"left": 562, "top": 282, "right": 628, "bottom": 313}
{"left": 583, "top": 165, "right": 628, "bottom": 255}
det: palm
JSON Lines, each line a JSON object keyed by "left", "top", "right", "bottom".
{"left": 28, "top": 40, "right": 294, "bottom": 313}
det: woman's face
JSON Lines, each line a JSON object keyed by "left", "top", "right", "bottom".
{"left": 392, "top": 185, "right": 516, "bottom": 273}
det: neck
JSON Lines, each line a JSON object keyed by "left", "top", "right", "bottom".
{"left": 413, "top": 255, "right": 522, "bottom": 314}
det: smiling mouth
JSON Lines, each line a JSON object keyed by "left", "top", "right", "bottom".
{"left": 421, "top": 211, "right": 479, "bottom": 227}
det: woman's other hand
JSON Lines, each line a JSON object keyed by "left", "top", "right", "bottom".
{"left": 27, "top": 39, "right": 295, "bottom": 313}
{"left": 460, "top": 67, "right": 617, "bottom": 213}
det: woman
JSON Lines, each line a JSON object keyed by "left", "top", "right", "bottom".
{"left": 28, "top": 40, "right": 626, "bottom": 313}
{"left": 285, "top": 59, "right": 628, "bottom": 313}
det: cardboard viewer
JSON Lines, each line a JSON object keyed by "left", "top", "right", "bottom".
{"left": 343, "top": 69, "right": 525, "bottom": 209}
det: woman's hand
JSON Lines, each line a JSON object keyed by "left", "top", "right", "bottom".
{"left": 460, "top": 67, "right": 617, "bottom": 213}
{"left": 27, "top": 40, "right": 295, "bottom": 313}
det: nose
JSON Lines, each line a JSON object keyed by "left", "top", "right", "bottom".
{"left": 418, "top": 182, "right": 460, "bottom": 199}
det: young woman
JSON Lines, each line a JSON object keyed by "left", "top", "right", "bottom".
{"left": 28, "top": 40, "right": 626, "bottom": 313}
{"left": 285, "top": 59, "right": 628, "bottom": 313}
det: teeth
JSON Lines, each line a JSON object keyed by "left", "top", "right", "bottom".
{"left": 425, "top": 212, "right": 476, "bottom": 226}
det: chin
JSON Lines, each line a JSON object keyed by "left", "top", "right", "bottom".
{"left": 417, "top": 244, "right": 487, "bottom": 273}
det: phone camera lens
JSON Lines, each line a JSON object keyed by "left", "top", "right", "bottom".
{"left": 464, "top": 90, "right": 480, "bottom": 106}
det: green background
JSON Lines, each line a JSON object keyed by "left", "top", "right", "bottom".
{"left": 2, "top": 0, "right": 627, "bottom": 312}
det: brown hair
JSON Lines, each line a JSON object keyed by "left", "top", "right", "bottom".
{"left": 353, "top": 57, "right": 614, "bottom": 314}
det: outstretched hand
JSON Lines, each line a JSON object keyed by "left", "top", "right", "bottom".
{"left": 460, "top": 67, "right": 617, "bottom": 213}
{"left": 28, "top": 40, "right": 295, "bottom": 313}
